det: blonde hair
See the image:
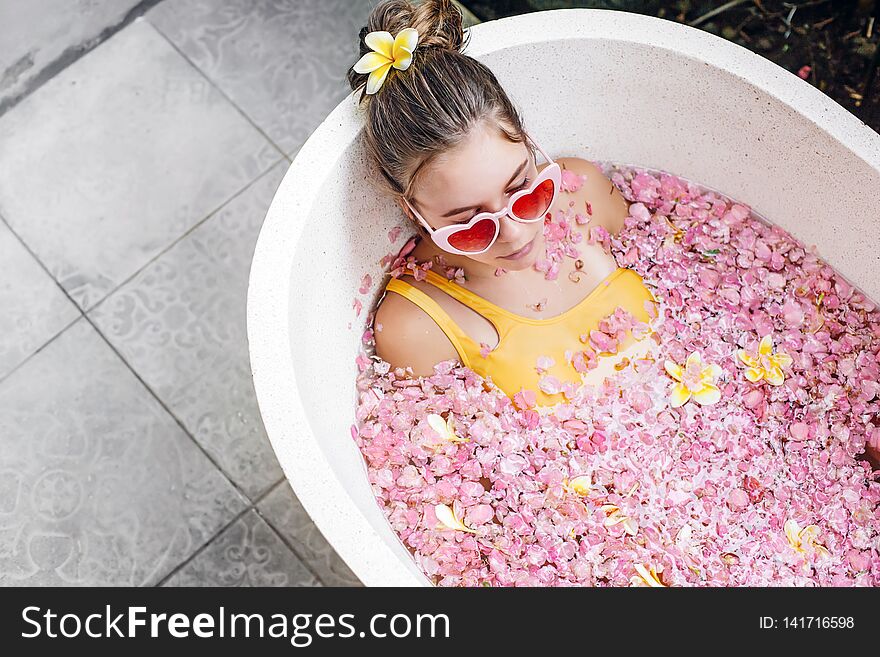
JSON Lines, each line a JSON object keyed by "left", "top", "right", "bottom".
{"left": 346, "top": 0, "right": 535, "bottom": 228}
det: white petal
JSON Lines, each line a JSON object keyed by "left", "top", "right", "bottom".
{"left": 427, "top": 413, "right": 450, "bottom": 438}
{"left": 364, "top": 30, "right": 395, "bottom": 59}
{"left": 634, "top": 563, "right": 665, "bottom": 587}
{"left": 392, "top": 27, "right": 419, "bottom": 69}
{"left": 353, "top": 51, "right": 391, "bottom": 74}
{"left": 664, "top": 360, "right": 683, "bottom": 381}
{"left": 395, "top": 28, "right": 419, "bottom": 52}
{"left": 692, "top": 383, "right": 721, "bottom": 405}
{"left": 568, "top": 475, "right": 591, "bottom": 496}
{"left": 365, "top": 62, "right": 392, "bottom": 95}
{"left": 669, "top": 383, "right": 691, "bottom": 408}
{"left": 393, "top": 49, "right": 413, "bottom": 70}
{"left": 434, "top": 503, "right": 474, "bottom": 533}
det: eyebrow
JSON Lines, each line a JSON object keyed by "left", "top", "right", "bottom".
{"left": 441, "top": 158, "right": 529, "bottom": 218}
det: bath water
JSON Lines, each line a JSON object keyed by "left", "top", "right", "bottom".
{"left": 350, "top": 163, "right": 880, "bottom": 587}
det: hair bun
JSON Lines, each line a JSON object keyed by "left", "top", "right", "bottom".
{"left": 418, "top": 0, "right": 466, "bottom": 53}
{"left": 348, "top": 0, "right": 467, "bottom": 95}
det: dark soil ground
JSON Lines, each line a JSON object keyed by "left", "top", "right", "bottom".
{"left": 464, "top": 0, "right": 880, "bottom": 132}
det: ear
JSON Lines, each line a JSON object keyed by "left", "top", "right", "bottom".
{"left": 397, "top": 196, "right": 425, "bottom": 228}
{"left": 395, "top": 197, "right": 425, "bottom": 233}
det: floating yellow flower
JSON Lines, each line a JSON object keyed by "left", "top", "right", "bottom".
{"left": 664, "top": 351, "right": 722, "bottom": 408}
{"left": 784, "top": 519, "right": 830, "bottom": 558}
{"left": 426, "top": 413, "right": 468, "bottom": 444}
{"left": 434, "top": 503, "right": 477, "bottom": 534}
{"left": 631, "top": 563, "right": 666, "bottom": 587}
{"left": 563, "top": 475, "right": 592, "bottom": 496}
{"left": 352, "top": 28, "right": 419, "bottom": 95}
{"left": 600, "top": 504, "right": 638, "bottom": 536}
{"left": 737, "top": 334, "right": 792, "bottom": 386}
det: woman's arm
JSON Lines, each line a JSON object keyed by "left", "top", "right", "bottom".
{"left": 374, "top": 292, "right": 460, "bottom": 377}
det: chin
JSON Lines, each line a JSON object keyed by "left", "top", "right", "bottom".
{"left": 497, "top": 237, "right": 540, "bottom": 269}
{"left": 498, "top": 254, "right": 535, "bottom": 270}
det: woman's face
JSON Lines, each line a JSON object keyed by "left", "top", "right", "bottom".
{"left": 406, "top": 124, "right": 543, "bottom": 272}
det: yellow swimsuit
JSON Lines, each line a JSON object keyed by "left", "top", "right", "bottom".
{"left": 383, "top": 266, "right": 659, "bottom": 408}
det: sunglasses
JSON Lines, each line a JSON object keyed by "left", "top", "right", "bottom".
{"left": 401, "top": 137, "right": 561, "bottom": 256}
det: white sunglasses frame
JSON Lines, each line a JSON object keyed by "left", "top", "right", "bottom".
{"left": 401, "top": 137, "right": 561, "bottom": 256}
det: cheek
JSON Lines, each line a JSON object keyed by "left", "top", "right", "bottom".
{"left": 468, "top": 252, "right": 501, "bottom": 267}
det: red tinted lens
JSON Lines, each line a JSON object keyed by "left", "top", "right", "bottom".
{"left": 447, "top": 217, "right": 497, "bottom": 252}
{"left": 511, "top": 178, "right": 555, "bottom": 220}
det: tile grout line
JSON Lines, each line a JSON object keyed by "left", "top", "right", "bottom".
{"left": 78, "top": 154, "right": 290, "bottom": 512}
{"left": 147, "top": 18, "right": 290, "bottom": 162}
{"left": 81, "top": 308, "right": 257, "bottom": 503}
{"left": 0, "top": 125, "right": 290, "bottom": 582}
{"left": 0, "top": 157, "right": 281, "bottom": 383}
{"left": 84, "top": 158, "right": 286, "bottom": 315}
{"left": 2, "top": 204, "right": 285, "bottom": 584}
{"left": 0, "top": 173, "right": 289, "bottom": 520}
{"left": 1, "top": 3, "right": 336, "bottom": 586}
{"left": 0, "top": 313, "right": 82, "bottom": 387}
{"left": 251, "top": 480, "right": 337, "bottom": 587}
{"left": 153, "top": 503, "right": 253, "bottom": 587}
{"left": 254, "top": 479, "right": 363, "bottom": 587}
{"left": 0, "top": 0, "right": 168, "bottom": 118}
{"left": 4, "top": 164, "right": 336, "bottom": 586}
{"left": 0, "top": 212, "right": 86, "bottom": 386}
{"left": 152, "top": 475, "right": 323, "bottom": 587}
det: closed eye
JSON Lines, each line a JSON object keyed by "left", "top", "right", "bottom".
{"left": 453, "top": 177, "right": 531, "bottom": 224}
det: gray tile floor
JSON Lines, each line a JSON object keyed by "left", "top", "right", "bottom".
{"left": 7, "top": 0, "right": 876, "bottom": 589}
{"left": 0, "top": 0, "right": 478, "bottom": 587}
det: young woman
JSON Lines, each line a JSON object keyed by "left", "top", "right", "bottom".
{"left": 351, "top": 0, "right": 880, "bottom": 466}
{"left": 348, "top": 0, "right": 660, "bottom": 408}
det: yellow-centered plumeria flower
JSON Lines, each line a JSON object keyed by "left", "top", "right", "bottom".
{"left": 434, "top": 503, "right": 477, "bottom": 534}
{"left": 426, "top": 413, "right": 468, "bottom": 444}
{"left": 737, "top": 334, "right": 793, "bottom": 386}
{"left": 784, "top": 519, "right": 830, "bottom": 558}
{"left": 352, "top": 28, "right": 419, "bottom": 95}
{"left": 664, "top": 351, "right": 722, "bottom": 408}
{"left": 630, "top": 563, "right": 666, "bottom": 587}
{"left": 562, "top": 475, "right": 592, "bottom": 496}
{"left": 600, "top": 504, "right": 638, "bottom": 536}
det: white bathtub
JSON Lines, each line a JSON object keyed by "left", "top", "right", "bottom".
{"left": 246, "top": 8, "right": 880, "bottom": 586}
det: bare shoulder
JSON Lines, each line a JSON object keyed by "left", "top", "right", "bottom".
{"left": 373, "top": 287, "right": 461, "bottom": 378}
{"left": 550, "top": 156, "right": 631, "bottom": 237}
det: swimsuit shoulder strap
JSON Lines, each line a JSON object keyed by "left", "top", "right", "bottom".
{"left": 399, "top": 269, "right": 510, "bottom": 335}
{"left": 383, "top": 277, "right": 475, "bottom": 367}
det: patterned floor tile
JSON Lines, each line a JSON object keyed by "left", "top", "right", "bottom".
{"left": 88, "top": 163, "right": 287, "bottom": 501}
{"left": 0, "top": 219, "right": 80, "bottom": 381}
{"left": 0, "top": 317, "right": 248, "bottom": 585}
{"left": 148, "top": 0, "right": 374, "bottom": 156}
{"left": 258, "top": 482, "right": 362, "bottom": 587}
{"left": 0, "top": 19, "right": 281, "bottom": 311}
{"left": 162, "top": 509, "right": 321, "bottom": 586}
{"left": 0, "top": 0, "right": 142, "bottom": 111}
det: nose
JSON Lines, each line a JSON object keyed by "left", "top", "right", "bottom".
{"left": 496, "top": 206, "right": 533, "bottom": 245}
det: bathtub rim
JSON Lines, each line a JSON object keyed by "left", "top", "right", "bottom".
{"left": 246, "top": 7, "right": 880, "bottom": 587}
